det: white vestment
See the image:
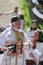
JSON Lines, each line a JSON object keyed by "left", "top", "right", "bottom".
{"left": 0, "top": 27, "right": 29, "bottom": 65}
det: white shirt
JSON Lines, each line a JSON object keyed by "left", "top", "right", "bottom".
{"left": 1, "top": 11, "right": 20, "bottom": 18}
{"left": 26, "top": 29, "right": 35, "bottom": 38}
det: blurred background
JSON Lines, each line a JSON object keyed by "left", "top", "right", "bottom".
{"left": 0, "top": 0, "right": 43, "bottom": 53}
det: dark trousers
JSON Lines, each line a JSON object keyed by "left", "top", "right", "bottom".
{"left": 38, "top": 61, "right": 43, "bottom": 65}
{"left": 26, "top": 60, "right": 36, "bottom": 65}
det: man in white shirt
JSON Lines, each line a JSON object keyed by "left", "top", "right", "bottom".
{"left": 0, "top": 7, "right": 19, "bottom": 16}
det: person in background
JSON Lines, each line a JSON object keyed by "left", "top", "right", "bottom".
{"left": 0, "top": 6, "right": 19, "bottom": 16}
{"left": 26, "top": 19, "right": 41, "bottom": 65}
{"left": 23, "top": 30, "right": 41, "bottom": 65}
{"left": 26, "top": 19, "right": 38, "bottom": 38}
{"left": 26, "top": 19, "right": 40, "bottom": 49}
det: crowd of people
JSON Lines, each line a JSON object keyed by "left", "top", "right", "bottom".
{"left": 0, "top": 6, "right": 42, "bottom": 65}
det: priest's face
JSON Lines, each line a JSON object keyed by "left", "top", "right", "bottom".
{"left": 12, "top": 20, "right": 21, "bottom": 31}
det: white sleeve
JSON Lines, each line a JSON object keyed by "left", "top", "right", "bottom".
{"left": 1, "top": 11, "right": 13, "bottom": 15}
{"left": 0, "top": 28, "right": 10, "bottom": 46}
{"left": 0, "top": 33, "right": 6, "bottom": 47}
{"left": 0, "top": 27, "right": 11, "bottom": 46}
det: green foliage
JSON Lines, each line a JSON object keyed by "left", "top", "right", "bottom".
{"left": 21, "top": 0, "right": 32, "bottom": 30}
{"left": 38, "top": 23, "right": 43, "bottom": 30}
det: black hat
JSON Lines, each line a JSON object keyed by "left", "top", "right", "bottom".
{"left": 32, "top": 19, "right": 37, "bottom": 24}
{"left": 11, "top": 16, "right": 20, "bottom": 23}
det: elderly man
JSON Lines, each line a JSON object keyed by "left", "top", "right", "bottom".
{"left": 0, "top": 16, "right": 31, "bottom": 65}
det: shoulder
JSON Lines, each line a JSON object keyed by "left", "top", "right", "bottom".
{"left": 6, "top": 23, "right": 12, "bottom": 28}
{"left": 0, "top": 27, "right": 11, "bottom": 37}
{"left": 6, "top": 27, "right": 12, "bottom": 35}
